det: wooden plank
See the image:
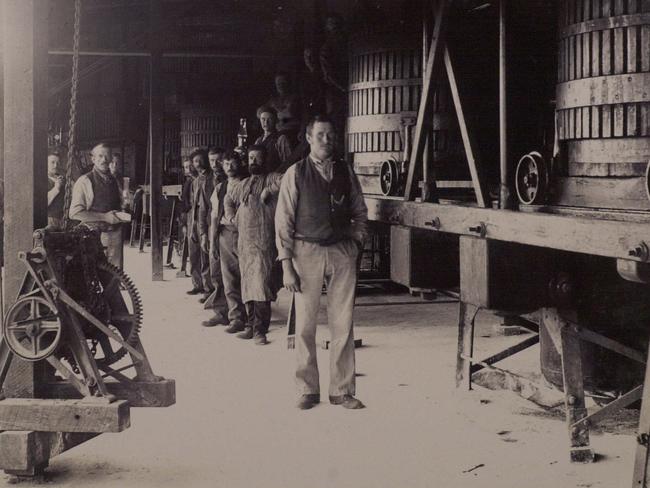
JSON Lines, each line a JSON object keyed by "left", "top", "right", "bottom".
{"left": 627, "top": 103, "right": 638, "bottom": 136}
{"left": 628, "top": 25, "right": 638, "bottom": 73}
{"left": 0, "top": 398, "right": 130, "bottom": 433}
{"left": 459, "top": 236, "right": 489, "bottom": 306}
{"left": 614, "top": 27, "right": 625, "bottom": 73}
{"left": 603, "top": 0, "right": 612, "bottom": 18}
{"left": 642, "top": 25, "right": 650, "bottom": 71}
{"left": 445, "top": 48, "right": 489, "bottom": 207}
{"left": 149, "top": 0, "right": 164, "bottom": 281}
{"left": 364, "top": 197, "right": 650, "bottom": 261}
{"left": 43, "top": 378, "right": 176, "bottom": 407}
{"left": 0, "top": 431, "right": 98, "bottom": 473}
{"left": 2, "top": 0, "right": 49, "bottom": 400}
{"left": 591, "top": 30, "right": 600, "bottom": 77}
{"left": 572, "top": 384, "right": 643, "bottom": 430}
{"left": 559, "top": 313, "right": 595, "bottom": 463}
{"left": 602, "top": 28, "right": 612, "bottom": 75}
{"left": 591, "top": 105, "right": 600, "bottom": 137}
{"left": 556, "top": 72, "right": 650, "bottom": 109}
{"left": 547, "top": 176, "right": 650, "bottom": 209}
{"left": 641, "top": 103, "right": 650, "bottom": 136}
{"left": 456, "top": 301, "right": 479, "bottom": 389}
{"left": 572, "top": 324, "right": 645, "bottom": 363}
{"left": 404, "top": 0, "right": 450, "bottom": 201}
{"left": 470, "top": 334, "right": 540, "bottom": 374}
{"left": 614, "top": 103, "right": 625, "bottom": 136}
{"left": 576, "top": 32, "right": 584, "bottom": 78}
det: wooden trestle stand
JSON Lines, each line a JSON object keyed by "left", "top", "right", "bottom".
{"left": 0, "top": 228, "right": 175, "bottom": 478}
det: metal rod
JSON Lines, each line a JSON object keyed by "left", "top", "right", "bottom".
{"left": 499, "top": 0, "right": 511, "bottom": 209}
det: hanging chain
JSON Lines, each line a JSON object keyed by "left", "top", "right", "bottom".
{"left": 62, "top": 0, "right": 82, "bottom": 229}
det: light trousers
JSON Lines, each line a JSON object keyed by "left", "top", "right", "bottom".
{"left": 101, "top": 227, "right": 124, "bottom": 269}
{"left": 293, "top": 239, "right": 358, "bottom": 397}
{"left": 218, "top": 226, "right": 247, "bottom": 327}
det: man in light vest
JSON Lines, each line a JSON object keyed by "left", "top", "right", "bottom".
{"left": 275, "top": 115, "right": 368, "bottom": 410}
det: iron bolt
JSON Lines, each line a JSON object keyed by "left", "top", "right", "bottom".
{"left": 638, "top": 433, "right": 650, "bottom": 447}
{"left": 567, "top": 395, "right": 576, "bottom": 406}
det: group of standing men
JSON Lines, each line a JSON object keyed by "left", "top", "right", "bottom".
{"left": 182, "top": 112, "right": 369, "bottom": 410}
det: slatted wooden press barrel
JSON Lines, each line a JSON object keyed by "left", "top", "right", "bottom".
{"left": 555, "top": 0, "right": 650, "bottom": 208}
{"left": 180, "top": 107, "right": 236, "bottom": 157}
{"left": 347, "top": 31, "right": 464, "bottom": 196}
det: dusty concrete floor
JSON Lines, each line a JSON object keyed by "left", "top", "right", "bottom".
{"left": 2, "top": 247, "right": 639, "bottom": 488}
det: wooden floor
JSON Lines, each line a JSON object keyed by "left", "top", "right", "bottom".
{"left": 4, "top": 246, "right": 638, "bottom": 488}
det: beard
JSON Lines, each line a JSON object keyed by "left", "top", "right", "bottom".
{"left": 248, "top": 164, "right": 263, "bottom": 175}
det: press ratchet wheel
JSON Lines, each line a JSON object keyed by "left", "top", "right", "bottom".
{"left": 3, "top": 296, "right": 62, "bottom": 361}
{"left": 91, "top": 261, "right": 143, "bottom": 368}
{"left": 515, "top": 151, "right": 548, "bottom": 205}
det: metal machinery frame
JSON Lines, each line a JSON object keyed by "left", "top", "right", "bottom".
{"left": 363, "top": 0, "right": 650, "bottom": 484}
{"left": 0, "top": 227, "right": 175, "bottom": 477}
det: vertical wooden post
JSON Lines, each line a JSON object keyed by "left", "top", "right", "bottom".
{"left": 2, "top": 0, "right": 48, "bottom": 397}
{"left": 149, "top": 0, "right": 164, "bottom": 281}
{"left": 557, "top": 310, "right": 595, "bottom": 463}
{"left": 455, "top": 301, "right": 479, "bottom": 389}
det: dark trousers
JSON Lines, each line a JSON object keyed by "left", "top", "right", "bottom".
{"left": 189, "top": 224, "right": 212, "bottom": 292}
{"left": 245, "top": 300, "right": 271, "bottom": 334}
{"left": 218, "top": 226, "right": 246, "bottom": 326}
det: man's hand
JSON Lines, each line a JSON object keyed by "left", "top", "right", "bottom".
{"left": 200, "top": 235, "right": 210, "bottom": 254}
{"left": 282, "top": 259, "right": 301, "bottom": 293}
{"left": 54, "top": 176, "right": 64, "bottom": 191}
{"left": 104, "top": 210, "right": 122, "bottom": 225}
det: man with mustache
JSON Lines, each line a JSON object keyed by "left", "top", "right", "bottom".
{"left": 47, "top": 148, "right": 65, "bottom": 229}
{"left": 224, "top": 145, "right": 283, "bottom": 345}
{"left": 69, "top": 142, "right": 126, "bottom": 268}
{"left": 275, "top": 115, "right": 368, "bottom": 410}
{"left": 202, "top": 151, "right": 247, "bottom": 330}
{"left": 187, "top": 148, "right": 215, "bottom": 300}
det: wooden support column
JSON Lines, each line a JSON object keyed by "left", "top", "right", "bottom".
{"left": 554, "top": 309, "right": 595, "bottom": 463}
{"left": 2, "top": 0, "right": 49, "bottom": 398}
{"left": 404, "top": 0, "right": 449, "bottom": 201}
{"left": 149, "top": 0, "right": 164, "bottom": 281}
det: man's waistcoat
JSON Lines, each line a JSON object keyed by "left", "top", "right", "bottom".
{"left": 294, "top": 157, "right": 351, "bottom": 245}
{"left": 87, "top": 169, "right": 121, "bottom": 213}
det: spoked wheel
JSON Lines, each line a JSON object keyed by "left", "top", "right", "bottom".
{"left": 515, "top": 151, "right": 548, "bottom": 205}
{"left": 3, "top": 296, "right": 62, "bottom": 361}
{"left": 380, "top": 159, "right": 401, "bottom": 196}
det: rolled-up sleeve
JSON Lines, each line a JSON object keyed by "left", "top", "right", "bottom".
{"left": 69, "top": 176, "right": 92, "bottom": 220}
{"left": 275, "top": 165, "right": 299, "bottom": 260}
{"left": 347, "top": 167, "right": 368, "bottom": 245}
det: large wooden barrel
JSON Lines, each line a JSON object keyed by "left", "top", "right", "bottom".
{"left": 347, "top": 32, "right": 464, "bottom": 196}
{"left": 180, "top": 107, "right": 236, "bottom": 157}
{"left": 556, "top": 0, "right": 650, "bottom": 180}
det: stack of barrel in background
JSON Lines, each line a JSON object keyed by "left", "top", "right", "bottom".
{"left": 180, "top": 107, "right": 236, "bottom": 158}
